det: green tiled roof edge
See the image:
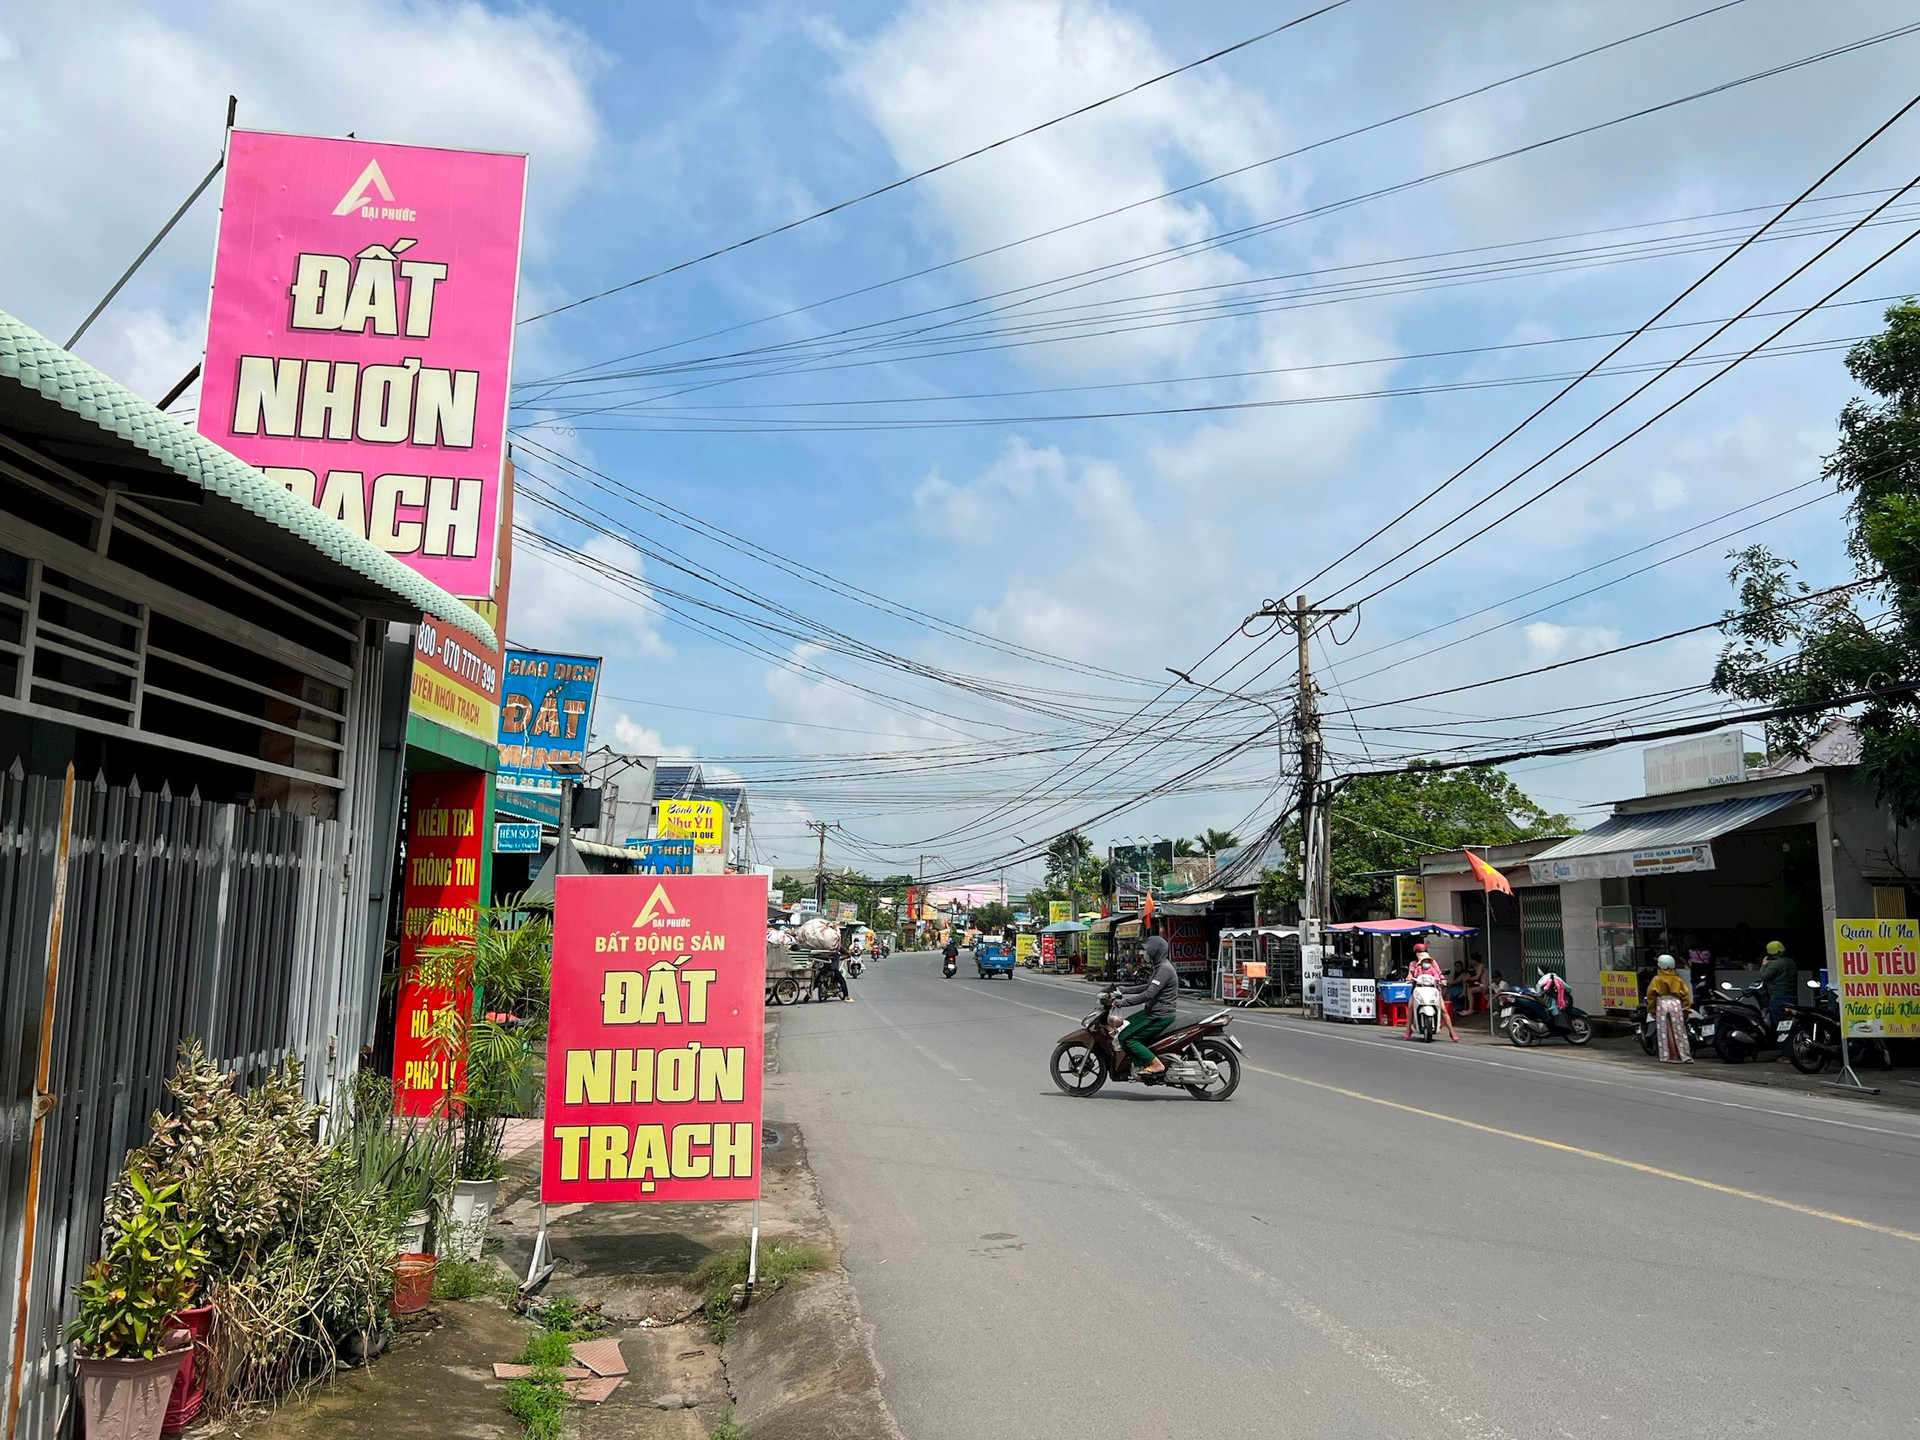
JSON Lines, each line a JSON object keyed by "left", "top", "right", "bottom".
{"left": 0, "top": 308, "right": 498, "bottom": 651}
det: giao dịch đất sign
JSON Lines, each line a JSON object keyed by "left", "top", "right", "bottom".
{"left": 543, "top": 875, "right": 767, "bottom": 1203}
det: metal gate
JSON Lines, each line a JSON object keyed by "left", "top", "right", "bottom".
{"left": 2, "top": 764, "right": 344, "bottom": 1439}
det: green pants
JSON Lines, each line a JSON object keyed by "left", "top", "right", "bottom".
{"left": 1119, "top": 1012, "right": 1174, "bottom": 1065}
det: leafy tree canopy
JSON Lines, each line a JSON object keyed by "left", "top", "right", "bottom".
{"left": 1257, "top": 764, "right": 1571, "bottom": 917}
{"left": 1715, "top": 300, "right": 1920, "bottom": 823}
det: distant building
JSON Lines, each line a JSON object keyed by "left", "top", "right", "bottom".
{"left": 654, "top": 761, "right": 753, "bottom": 872}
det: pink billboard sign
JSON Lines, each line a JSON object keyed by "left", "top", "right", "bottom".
{"left": 199, "top": 130, "right": 527, "bottom": 599}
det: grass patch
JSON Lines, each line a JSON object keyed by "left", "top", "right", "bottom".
{"left": 504, "top": 1292, "right": 609, "bottom": 1437}
{"left": 506, "top": 1375, "right": 566, "bottom": 1440}
{"left": 518, "top": 1328, "right": 576, "bottom": 1369}
{"left": 695, "top": 1238, "right": 828, "bottom": 1342}
{"left": 710, "top": 1407, "right": 748, "bottom": 1440}
{"left": 433, "top": 1255, "right": 514, "bottom": 1303}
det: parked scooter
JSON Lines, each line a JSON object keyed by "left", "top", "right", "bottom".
{"left": 1784, "top": 977, "right": 1892, "bottom": 1073}
{"left": 1048, "top": 993, "right": 1244, "bottom": 1100}
{"left": 1497, "top": 985, "right": 1593, "bottom": 1046}
{"left": 1638, "top": 1001, "right": 1713, "bottom": 1057}
{"left": 1411, "top": 973, "right": 1445, "bottom": 1042}
{"left": 1701, "top": 980, "right": 1774, "bottom": 1063}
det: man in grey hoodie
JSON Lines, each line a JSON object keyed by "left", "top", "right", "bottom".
{"left": 1113, "top": 918, "right": 1178, "bottom": 1078}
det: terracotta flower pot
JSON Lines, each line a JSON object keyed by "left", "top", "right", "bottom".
{"left": 77, "top": 1347, "right": 190, "bottom": 1440}
{"left": 162, "top": 1305, "right": 214, "bottom": 1432}
{"left": 391, "top": 1252, "right": 437, "bottom": 1315}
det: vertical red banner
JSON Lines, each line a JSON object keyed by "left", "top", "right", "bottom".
{"left": 393, "top": 770, "right": 486, "bottom": 1115}
{"left": 542, "top": 874, "right": 768, "bottom": 1204}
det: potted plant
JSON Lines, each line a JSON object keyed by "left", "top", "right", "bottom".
{"left": 415, "top": 899, "right": 550, "bottom": 1261}
{"left": 69, "top": 1168, "right": 205, "bottom": 1440}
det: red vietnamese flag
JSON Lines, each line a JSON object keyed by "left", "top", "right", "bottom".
{"left": 1464, "top": 848, "right": 1513, "bottom": 896}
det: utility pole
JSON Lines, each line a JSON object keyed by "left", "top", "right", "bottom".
{"left": 807, "top": 820, "right": 835, "bottom": 911}
{"left": 1245, "top": 594, "right": 1353, "bottom": 1011}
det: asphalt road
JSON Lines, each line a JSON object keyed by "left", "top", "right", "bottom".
{"left": 771, "top": 953, "right": 1920, "bottom": 1440}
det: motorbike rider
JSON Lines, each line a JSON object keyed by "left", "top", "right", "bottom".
{"left": 1111, "top": 917, "right": 1178, "bottom": 1079}
{"left": 1403, "top": 941, "right": 1460, "bottom": 1043}
{"left": 942, "top": 937, "right": 959, "bottom": 970}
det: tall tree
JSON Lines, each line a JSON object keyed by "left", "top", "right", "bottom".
{"left": 1196, "top": 828, "right": 1242, "bottom": 856}
{"left": 1258, "top": 765, "right": 1570, "bottom": 917}
{"left": 1715, "top": 300, "right": 1920, "bottom": 822}
{"left": 1043, "top": 830, "right": 1102, "bottom": 896}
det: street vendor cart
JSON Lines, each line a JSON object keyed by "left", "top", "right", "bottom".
{"left": 1218, "top": 925, "right": 1299, "bottom": 1006}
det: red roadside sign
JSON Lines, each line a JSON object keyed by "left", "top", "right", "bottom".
{"left": 542, "top": 874, "right": 767, "bottom": 1203}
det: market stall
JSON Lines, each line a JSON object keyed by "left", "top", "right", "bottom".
{"left": 1041, "top": 919, "right": 1089, "bottom": 972}
{"left": 1218, "top": 925, "right": 1300, "bottom": 1005}
{"left": 1324, "top": 918, "right": 1477, "bottom": 1025}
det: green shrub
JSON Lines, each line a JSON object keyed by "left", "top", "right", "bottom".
{"left": 710, "top": 1407, "right": 748, "bottom": 1440}
{"left": 112, "top": 1045, "right": 394, "bottom": 1413}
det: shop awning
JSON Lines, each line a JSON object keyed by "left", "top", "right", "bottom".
{"left": 1327, "top": 918, "right": 1476, "bottom": 936}
{"left": 1159, "top": 888, "right": 1228, "bottom": 912}
{"left": 1527, "top": 787, "right": 1813, "bottom": 883}
{"left": 1041, "top": 920, "right": 1089, "bottom": 934}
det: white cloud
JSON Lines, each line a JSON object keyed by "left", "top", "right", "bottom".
{"left": 1523, "top": 620, "right": 1620, "bottom": 661}
{"left": 833, "top": 0, "right": 1287, "bottom": 378}
{"left": 608, "top": 713, "right": 694, "bottom": 759}
{"left": 508, "top": 534, "right": 671, "bottom": 661}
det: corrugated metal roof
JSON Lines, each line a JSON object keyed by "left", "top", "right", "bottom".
{"left": 1529, "top": 788, "right": 1813, "bottom": 861}
{"left": 0, "top": 308, "right": 496, "bottom": 650}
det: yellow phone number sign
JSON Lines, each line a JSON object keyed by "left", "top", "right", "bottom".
{"left": 1834, "top": 918, "right": 1920, "bottom": 1038}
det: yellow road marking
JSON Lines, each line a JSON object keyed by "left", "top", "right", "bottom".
{"left": 965, "top": 973, "right": 1920, "bottom": 1246}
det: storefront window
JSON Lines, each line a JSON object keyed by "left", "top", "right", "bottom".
{"left": 1597, "top": 903, "right": 1636, "bottom": 972}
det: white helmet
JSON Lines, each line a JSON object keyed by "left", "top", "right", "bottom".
{"left": 1656, "top": 954, "right": 1677, "bottom": 970}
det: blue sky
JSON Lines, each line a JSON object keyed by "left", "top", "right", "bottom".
{"left": 7, "top": 0, "right": 1920, "bottom": 889}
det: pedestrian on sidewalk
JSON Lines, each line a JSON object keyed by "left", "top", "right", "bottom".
{"left": 1645, "top": 954, "right": 1693, "bottom": 1063}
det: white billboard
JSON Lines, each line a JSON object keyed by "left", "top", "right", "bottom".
{"left": 1643, "top": 731, "right": 1747, "bottom": 797}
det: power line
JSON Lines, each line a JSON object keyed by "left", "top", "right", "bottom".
{"left": 521, "top": 0, "right": 1756, "bottom": 389}
{"left": 518, "top": 1, "right": 1355, "bottom": 324}
{"left": 553, "top": 21, "right": 1920, "bottom": 421}
{"left": 1290, "top": 85, "right": 1920, "bottom": 603}
{"left": 1339, "top": 198, "right": 1920, "bottom": 607}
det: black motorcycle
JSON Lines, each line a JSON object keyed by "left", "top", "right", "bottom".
{"left": 1784, "top": 978, "right": 1892, "bottom": 1074}
{"left": 808, "top": 950, "right": 850, "bottom": 1002}
{"left": 1497, "top": 985, "right": 1593, "bottom": 1046}
{"left": 1702, "top": 980, "right": 1778, "bottom": 1063}
{"left": 942, "top": 950, "right": 958, "bottom": 978}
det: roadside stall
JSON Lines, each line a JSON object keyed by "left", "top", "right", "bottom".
{"left": 1325, "top": 918, "right": 1477, "bottom": 1026}
{"left": 1085, "top": 915, "right": 1126, "bottom": 980}
{"left": 1113, "top": 917, "right": 1144, "bottom": 980}
{"left": 1041, "top": 919, "right": 1089, "bottom": 972}
{"left": 1218, "top": 925, "right": 1300, "bottom": 1006}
